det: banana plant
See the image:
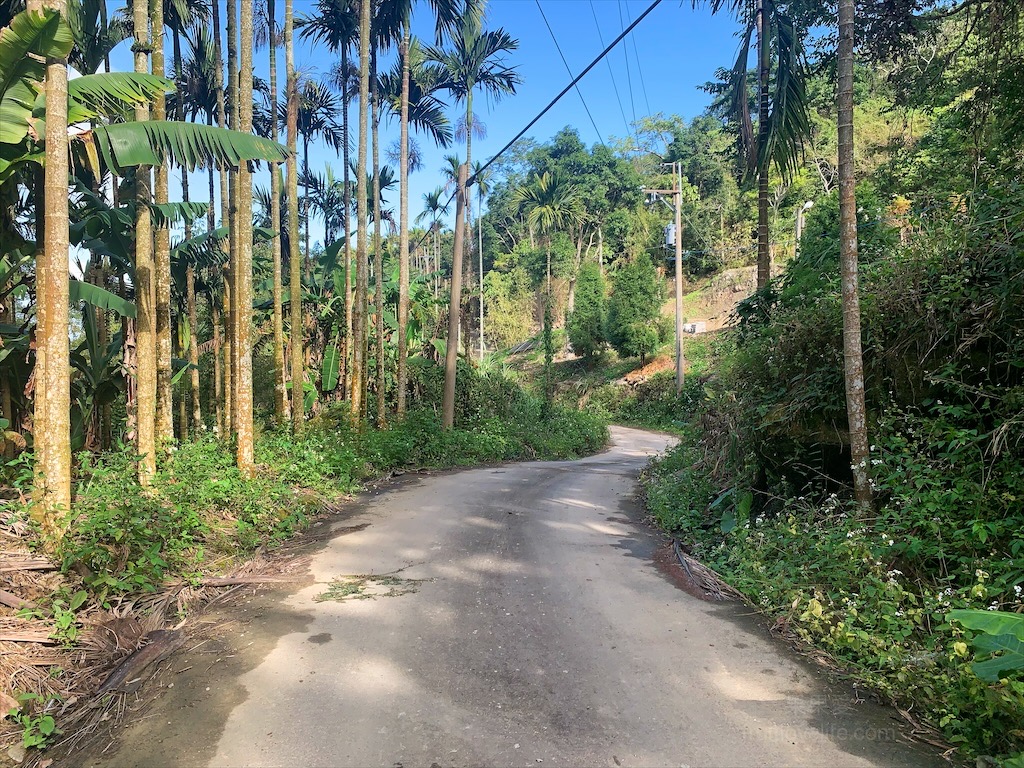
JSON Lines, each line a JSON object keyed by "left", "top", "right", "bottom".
{"left": 0, "top": 8, "right": 289, "bottom": 185}
{"left": 70, "top": 303, "right": 124, "bottom": 451}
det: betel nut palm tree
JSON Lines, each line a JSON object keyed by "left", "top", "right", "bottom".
{"left": 697, "top": 0, "right": 809, "bottom": 290}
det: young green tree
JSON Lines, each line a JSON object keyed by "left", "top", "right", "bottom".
{"left": 606, "top": 254, "right": 660, "bottom": 365}
{"left": 567, "top": 261, "right": 605, "bottom": 361}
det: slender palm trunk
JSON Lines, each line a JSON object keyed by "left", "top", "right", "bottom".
{"left": 350, "top": 0, "right": 370, "bottom": 420}
{"left": 175, "top": 319, "right": 187, "bottom": 436}
{"left": 208, "top": 152, "right": 223, "bottom": 433}
{"left": 228, "top": 0, "right": 240, "bottom": 436}
{"left": 838, "top": 0, "right": 871, "bottom": 508}
{"left": 269, "top": 0, "right": 288, "bottom": 424}
{"left": 371, "top": 51, "right": 385, "bottom": 426}
{"left": 175, "top": 30, "right": 202, "bottom": 434}
{"left": 755, "top": 0, "right": 770, "bottom": 290}
{"left": 442, "top": 163, "right": 468, "bottom": 430}
{"left": 236, "top": 0, "right": 255, "bottom": 474}
{"left": 478, "top": 189, "right": 483, "bottom": 360}
{"left": 303, "top": 135, "right": 311, "bottom": 278}
{"left": 185, "top": 187, "right": 201, "bottom": 434}
{"left": 153, "top": 0, "right": 174, "bottom": 445}
{"left": 213, "top": 0, "right": 232, "bottom": 437}
{"left": 461, "top": 89, "right": 474, "bottom": 356}
{"left": 133, "top": 0, "right": 157, "bottom": 483}
{"left": 286, "top": 0, "right": 304, "bottom": 434}
{"left": 396, "top": 30, "right": 411, "bottom": 415}
{"left": 341, "top": 48, "right": 353, "bottom": 399}
{"left": 33, "top": 0, "right": 72, "bottom": 533}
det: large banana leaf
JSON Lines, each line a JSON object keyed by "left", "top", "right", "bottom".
{"left": 92, "top": 120, "right": 289, "bottom": 173}
{"left": 321, "top": 333, "right": 340, "bottom": 393}
{"left": 63, "top": 73, "right": 174, "bottom": 125}
{"left": 69, "top": 279, "right": 136, "bottom": 318}
{"left": 950, "top": 609, "right": 1024, "bottom": 682}
{"left": 0, "top": 9, "right": 74, "bottom": 145}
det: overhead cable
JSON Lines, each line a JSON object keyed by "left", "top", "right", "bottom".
{"left": 535, "top": 0, "right": 605, "bottom": 146}
{"left": 617, "top": 0, "right": 638, "bottom": 126}
{"left": 626, "top": 0, "right": 654, "bottom": 116}
{"left": 589, "top": 0, "right": 634, "bottom": 144}
{"left": 468, "top": 0, "right": 665, "bottom": 187}
{"left": 412, "top": 0, "right": 666, "bottom": 253}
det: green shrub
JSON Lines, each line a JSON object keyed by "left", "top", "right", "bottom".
{"left": 567, "top": 262, "right": 606, "bottom": 359}
{"left": 606, "top": 254, "right": 661, "bottom": 364}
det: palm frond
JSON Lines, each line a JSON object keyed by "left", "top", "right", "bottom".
{"left": 64, "top": 73, "right": 174, "bottom": 123}
{"left": 759, "top": 9, "right": 809, "bottom": 181}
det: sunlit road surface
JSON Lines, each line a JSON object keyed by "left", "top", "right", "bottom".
{"left": 85, "top": 426, "right": 941, "bottom": 768}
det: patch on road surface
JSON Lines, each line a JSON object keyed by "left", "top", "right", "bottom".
{"left": 315, "top": 571, "right": 429, "bottom": 602}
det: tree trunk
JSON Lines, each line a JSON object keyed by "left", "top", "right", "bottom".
{"left": 212, "top": 287, "right": 223, "bottom": 435}
{"left": 462, "top": 90, "right": 473, "bottom": 358}
{"left": 175, "top": 29, "right": 202, "bottom": 434}
{"left": 152, "top": 0, "right": 174, "bottom": 446}
{"left": 212, "top": 0, "right": 232, "bottom": 437}
{"left": 175, "top": 317, "right": 187, "bottom": 437}
{"left": 755, "top": 0, "right": 771, "bottom": 290}
{"left": 478, "top": 189, "right": 484, "bottom": 360}
{"left": 838, "top": 0, "right": 871, "bottom": 508}
{"left": 371, "top": 50, "right": 385, "bottom": 426}
{"left": 341, "top": 47, "right": 353, "bottom": 400}
{"left": 235, "top": 0, "right": 255, "bottom": 475}
{"left": 210, "top": 146, "right": 222, "bottom": 435}
{"left": 442, "top": 164, "right": 468, "bottom": 430}
{"left": 227, "top": 0, "right": 240, "bottom": 437}
{"left": 350, "top": 0, "right": 370, "bottom": 421}
{"left": 133, "top": 0, "right": 157, "bottom": 484}
{"left": 286, "top": 0, "right": 304, "bottom": 434}
{"left": 303, "top": 136, "right": 311, "bottom": 279}
{"left": 185, "top": 232, "right": 201, "bottom": 433}
{"left": 396, "top": 30, "right": 411, "bottom": 416}
{"left": 33, "top": 0, "right": 72, "bottom": 535}
{"left": 269, "top": 0, "right": 288, "bottom": 424}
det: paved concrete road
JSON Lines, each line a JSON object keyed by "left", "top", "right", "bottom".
{"left": 86, "top": 426, "right": 940, "bottom": 768}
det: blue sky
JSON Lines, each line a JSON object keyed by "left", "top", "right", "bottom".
{"left": 107, "top": 0, "right": 743, "bottom": 249}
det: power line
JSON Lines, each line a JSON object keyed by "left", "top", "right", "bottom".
{"left": 625, "top": 0, "right": 653, "bottom": 116}
{"left": 535, "top": 0, "right": 605, "bottom": 146}
{"left": 412, "top": 0, "right": 666, "bottom": 254}
{"left": 617, "top": 0, "right": 638, "bottom": 127}
{"left": 589, "top": 0, "right": 633, "bottom": 144}
{"left": 469, "top": 0, "right": 665, "bottom": 188}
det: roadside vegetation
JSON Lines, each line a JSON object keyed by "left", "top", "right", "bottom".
{"left": 616, "top": 9, "right": 1024, "bottom": 764}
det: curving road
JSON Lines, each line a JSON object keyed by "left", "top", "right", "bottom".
{"left": 86, "top": 426, "right": 940, "bottom": 768}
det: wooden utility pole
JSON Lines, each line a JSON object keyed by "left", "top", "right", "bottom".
{"left": 650, "top": 164, "right": 685, "bottom": 394}
{"left": 442, "top": 164, "right": 469, "bottom": 430}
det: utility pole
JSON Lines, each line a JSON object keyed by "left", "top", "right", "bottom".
{"left": 649, "top": 163, "right": 685, "bottom": 394}
{"left": 795, "top": 200, "right": 814, "bottom": 258}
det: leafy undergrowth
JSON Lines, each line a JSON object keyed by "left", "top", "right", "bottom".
{"left": 58, "top": 402, "right": 606, "bottom": 602}
{"left": 643, "top": 417, "right": 1024, "bottom": 763}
